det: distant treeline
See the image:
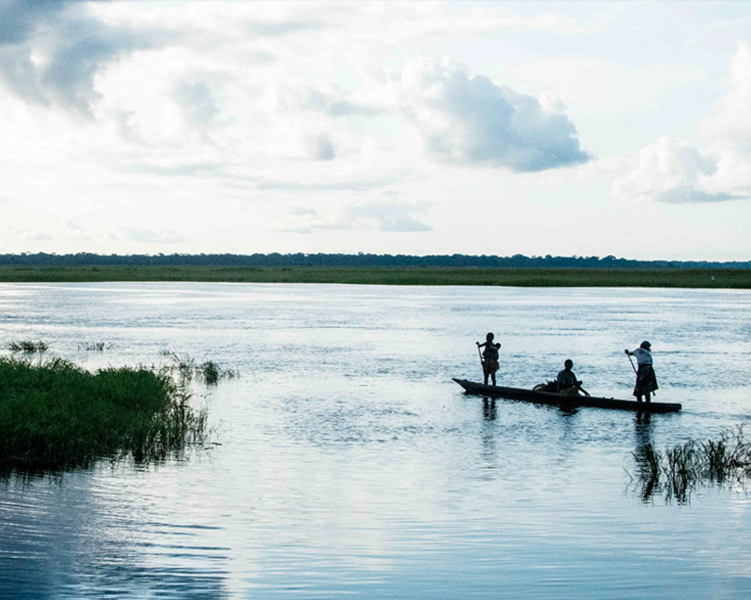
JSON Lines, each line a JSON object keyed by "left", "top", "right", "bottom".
{"left": 0, "top": 252, "right": 750, "bottom": 269}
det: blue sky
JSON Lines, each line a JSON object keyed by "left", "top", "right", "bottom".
{"left": 1, "top": 0, "right": 751, "bottom": 259}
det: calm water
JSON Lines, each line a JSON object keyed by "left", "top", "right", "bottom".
{"left": 1, "top": 283, "right": 751, "bottom": 599}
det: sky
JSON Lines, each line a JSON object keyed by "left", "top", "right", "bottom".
{"left": 1, "top": 0, "right": 751, "bottom": 260}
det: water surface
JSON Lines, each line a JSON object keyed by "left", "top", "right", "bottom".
{"left": 1, "top": 283, "right": 750, "bottom": 599}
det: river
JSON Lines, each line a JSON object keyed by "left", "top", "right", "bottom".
{"left": 1, "top": 283, "right": 750, "bottom": 599}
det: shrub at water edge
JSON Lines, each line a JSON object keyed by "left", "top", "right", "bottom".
{"left": 0, "top": 357, "right": 208, "bottom": 469}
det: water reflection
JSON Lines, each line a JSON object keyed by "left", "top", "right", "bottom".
{"left": 482, "top": 397, "right": 497, "bottom": 421}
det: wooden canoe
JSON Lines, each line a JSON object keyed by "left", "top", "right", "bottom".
{"left": 453, "top": 378, "right": 682, "bottom": 413}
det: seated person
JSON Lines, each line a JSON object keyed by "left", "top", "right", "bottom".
{"left": 556, "top": 359, "right": 590, "bottom": 396}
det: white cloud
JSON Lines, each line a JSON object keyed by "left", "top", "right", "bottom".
{"left": 399, "top": 57, "right": 590, "bottom": 172}
{"left": 699, "top": 41, "right": 751, "bottom": 149}
{"left": 277, "top": 201, "right": 431, "bottom": 233}
{"left": 124, "top": 226, "right": 190, "bottom": 244}
{"left": 613, "top": 42, "right": 751, "bottom": 204}
{"left": 612, "top": 137, "right": 737, "bottom": 204}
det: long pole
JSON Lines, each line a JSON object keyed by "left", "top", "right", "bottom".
{"left": 626, "top": 352, "right": 637, "bottom": 374}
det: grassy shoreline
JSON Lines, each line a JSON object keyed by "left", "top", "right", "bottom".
{"left": 0, "top": 265, "right": 749, "bottom": 288}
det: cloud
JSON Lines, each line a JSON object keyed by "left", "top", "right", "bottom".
{"left": 243, "top": 19, "right": 327, "bottom": 38}
{"left": 614, "top": 42, "right": 751, "bottom": 204}
{"left": 612, "top": 137, "right": 739, "bottom": 203}
{"left": 257, "top": 175, "right": 402, "bottom": 192}
{"left": 126, "top": 162, "right": 228, "bottom": 177}
{"left": 124, "top": 226, "right": 189, "bottom": 244}
{"left": 173, "top": 80, "right": 221, "bottom": 127}
{"left": 0, "top": 0, "right": 64, "bottom": 46}
{"left": 301, "top": 86, "right": 383, "bottom": 117}
{"left": 0, "top": 1, "right": 177, "bottom": 118}
{"left": 400, "top": 57, "right": 590, "bottom": 172}
{"left": 350, "top": 201, "right": 432, "bottom": 232}
{"left": 303, "top": 134, "right": 336, "bottom": 161}
{"left": 277, "top": 201, "right": 431, "bottom": 233}
{"left": 274, "top": 79, "right": 383, "bottom": 118}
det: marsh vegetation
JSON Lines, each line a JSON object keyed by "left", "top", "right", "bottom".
{"left": 0, "top": 357, "right": 208, "bottom": 469}
{"left": 160, "top": 350, "right": 239, "bottom": 385}
{"left": 77, "top": 341, "right": 113, "bottom": 352}
{"left": 631, "top": 426, "right": 751, "bottom": 503}
{"left": 0, "top": 265, "right": 749, "bottom": 288}
{"left": 7, "top": 340, "right": 49, "bottom": 353}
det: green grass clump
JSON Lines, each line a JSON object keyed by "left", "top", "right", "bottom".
{"left": 0, "top": 357, "right": 207, "bottom": 469}
{"left": 631, "top": 425, "right": 751, "bottom": 503}
{"left": 8, "top": 340, "right": 49, "bottom": 353}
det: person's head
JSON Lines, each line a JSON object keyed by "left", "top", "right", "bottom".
{"left": 640, "top": 340, "right": 651, "bottom": 350}
{"left": 486, "top": 332, "right": 494, "bottom": 341}
{"left": 564, "top": 359, "right": 573, "bottom": 370}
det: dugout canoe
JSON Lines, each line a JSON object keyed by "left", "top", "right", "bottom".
{"left": 453, "top": 378, "right": 682, "bottom": 413}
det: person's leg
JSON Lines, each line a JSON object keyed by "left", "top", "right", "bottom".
{"left": 636, "top": 394, "right": 643, "bottom": 402}
{"left": 645, "top": 392, "right": 651, "bottom": 403}
{"left": 490, "top": 372, "right": 496, "bottom": 386}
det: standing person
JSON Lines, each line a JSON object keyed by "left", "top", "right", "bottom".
{"left": 556, "top": 359, "right": 590, "bottom": 396}
{"left": 626, "top": 341, "right": 658, "bottom": 402}
{"left": 477, "top": 333, "right": 501, "bottom": 386}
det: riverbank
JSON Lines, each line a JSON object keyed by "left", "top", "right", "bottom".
{"left": 0, "top": 265, "right": 748, "bottom": 288}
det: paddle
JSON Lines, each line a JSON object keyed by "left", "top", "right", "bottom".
{"left": 476, "top": 342, "right": 484, "bottom": 371}
{"left": 625, "top": 349, "right": 638, "bottom": 374}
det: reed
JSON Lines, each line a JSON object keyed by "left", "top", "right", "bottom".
{"left": 631, "top": 426, "right": 751, "bottom": 502}
{"left": 0, "top": 357, "right": 208, "bottom": 469}
{"left": 8, "top": 340, "right": 49, "bottom": 353}
{"left": 161, "top": 350, "right": 239, "bottom": 385}
{"left": 77, "top": 341, "right": 112, "bottom": 352}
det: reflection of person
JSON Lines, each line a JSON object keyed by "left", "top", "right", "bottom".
{"left": 556, "top": 359, "right": 590, "bottom": 396}
{"left": 626, "top": 341, "right": 658, "bottom": 402}
{"left": 477, "top": 332, "right": 501, "bottom": 386}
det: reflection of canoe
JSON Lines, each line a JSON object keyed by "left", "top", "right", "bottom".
{"left": 453, "top": 378, "right": 682, "bottom": 413}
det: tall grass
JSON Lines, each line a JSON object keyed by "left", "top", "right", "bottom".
{"left": 0, "top": 357, "right": 208, "bottom": 469}
{"left": 631, "top": 426, "right": 751, "bottom": 503}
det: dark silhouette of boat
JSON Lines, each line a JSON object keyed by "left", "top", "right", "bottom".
{"left": 453, "top": 379, "right": 681, "bottom": 413}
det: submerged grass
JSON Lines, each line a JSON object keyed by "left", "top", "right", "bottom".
{"left": 0, "top": 265, "right": 749, "bottom": 288}
{"left": 8, "top": 340, "right": 49, "bottom": 353}
{"left": 77, "top": 341, "right": 113, "bottom": 352}
{"left": 0, "top": 357, "right": 208, "bottom": 470}
{"left": 160, "top": 350, "right": 239, "bottom": 385}
{"left": 631, "top": 425, "right": 751, "bottom": 503}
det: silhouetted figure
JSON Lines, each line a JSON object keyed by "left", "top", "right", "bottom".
{"left": 556, "top": 359, "right": 590, "bottom": 396}
{"left": 477, "top": 332, "right": 501, "bottom": 386}
{"left": 626, "top": 341, "right": 658, "bottom": 402}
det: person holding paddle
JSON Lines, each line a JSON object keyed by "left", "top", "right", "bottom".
{"left": 477, "top": 333, "right": 501, "bottom": 386}
{"left": 626, "top": 341, "right": 658, "bottom": 402}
